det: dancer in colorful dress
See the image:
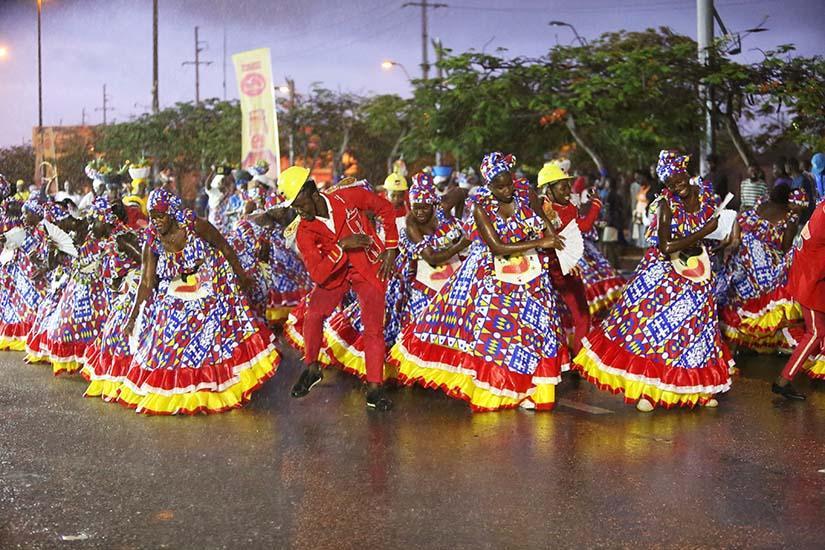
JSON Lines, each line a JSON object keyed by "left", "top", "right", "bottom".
{"left": 116, "top": 189, "right": 278, "bottom": 415}
{"left": 24, "top": 202, "right": 75, "bottom": 364}
{"left": 390, "top": 152, "right": 569, "bottom": 412}
{"left": 0, "top": 197, "right": 49, "bottom": 350}
{"left": 322, "top": 172, "right": 470, "bottom": 381}
{"left": 82, "top": 197, "right": 144, "bottom": 401}
{"left": 573, "top": 150, "right": 732, "bottom": 412}
{"left": 721, "top": 184, "right": 800, "bottom": 353}
{"left": 773, "top": 198, "right": 825, "bottom": 399}
{"left": 280, "top": 166, "right": 399, "bottom": 411}
{"left": 28, "top": 201, "right": 111, "bottom": 375}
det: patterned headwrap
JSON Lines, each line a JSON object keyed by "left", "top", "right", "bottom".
{"left": 22, "top": 196, "right": 45, "bottom": 218}
{"left": 44, "top": 201, "right": 70, "bottom": 224}
{"left": 147, "top": 188, "right": 184, "bottom": 220}
{"left": 408, "top": 173, "right": 441, "bottom": 205}
{"left": 479, "top": 152, "right": 516, "bottom": 185}
{"left": 91, "top": 196, "right": 119, "bottom": 226}
{"left": 264, "top": 190, "right": 287, "bottom": 211}
{"left": 656, "top": 149, "right": 690, "bottom": 183}
{"left": 790, "top": 188, "right": 809, "bottom": 208}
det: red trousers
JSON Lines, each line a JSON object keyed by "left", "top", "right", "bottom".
{"left": 303, "top": 267, "right": 386, "bottom": 384}
{"left": 550, "top": 268, "right": 591, "bottom": 355}
{"left": 781, "top": 306, "right": 825, "bottom": 381}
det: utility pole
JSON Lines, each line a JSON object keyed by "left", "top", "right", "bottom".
{"left": 81, "top": 107, "right": 86, "bottom": 126}
{"left": 222, "top": 27, "right": 227, "bottom": 101}
{"left": 402, "top": 1, "right": 447, "bottom": 80}
{"left": 182, "top": 26, "right": 212, "bottom": 105}
{"left": 697, "top": 0, "right": 715, "bottom": 176}
{"left": 36, "top": 0, "right": 43, "bottom": 128}
{"left": 95, "top": 84, "right": 111, "bottom": 125}
{"left": 152, "top": 0, "right": 159, "bottom": 113}
{"left": 286, "top": 77, "right": 295, "bottom": 166}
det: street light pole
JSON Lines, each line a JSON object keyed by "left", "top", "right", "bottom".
{"left": 548, "top": 21, "right": 587, "bottom": 47}
{"left": 697, "top": 0, "right": 715, "bottom": 176}
{"left": 152, "top": 0, "right": 159, "bottom": 113}
{"left": 381, "top": 60, "right": 412, "bottom": 81}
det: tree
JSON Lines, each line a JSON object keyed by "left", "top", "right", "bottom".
{"left": 0, "top": 145, "right": 35, "bottom": 185}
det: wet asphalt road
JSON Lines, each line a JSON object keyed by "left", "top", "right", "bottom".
{"left": 1, "top": 346, "right": 824, "bottom": 549}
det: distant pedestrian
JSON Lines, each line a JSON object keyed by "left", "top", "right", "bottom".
{"left": 772, "top": 159, "right": 793, "bottom": 189}
{"left": 787, "top": 157, "right": 816, "bottom": 224}
{"left": 739, "top": 165, "right": 769, "bottom": 211}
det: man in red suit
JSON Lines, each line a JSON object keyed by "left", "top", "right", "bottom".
{"left": 280, "top": 167, "right": 398, "bottom": 411}
{"left": 539, "top": 163, "right": 601, "bottom": 355}
{"left": 774, "top": 201, "right": 825, "bottom": 400}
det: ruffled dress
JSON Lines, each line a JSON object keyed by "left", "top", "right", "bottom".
{"left": 579, "top": 227, "right": 625, "bottom": 316}
{"left": 115, "top": 213, "right": 279, "bottom": 414}
{"left": 720, "top": 208, "right": 800, "bottom": 352}
{"left": 27, "top": 232, "right": 110, "bottom": 375}
{"left": 0, "top": 224, "right": 49, "bottom": 350}
{"left": 573, "top": 178, "right": 732, "bottom": 408}
{"left": 322, "top": 208, "right": 466, "bottom": 380}
{"left": 82, "top": 230, "right": 144, "bottom": 400}
{"left": 389, "top": 179, "right": 569, "bottom": 411}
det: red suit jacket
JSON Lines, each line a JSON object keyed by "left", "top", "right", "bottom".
{"left": 788, "top": 201, "right": 825, "bottom": 312}
{"left": 296, "top": 187, "right": 399, "bottom": 292}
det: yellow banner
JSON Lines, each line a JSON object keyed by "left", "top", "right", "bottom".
{"left": 232, "top": 48, "right": 280, "bottom": 176}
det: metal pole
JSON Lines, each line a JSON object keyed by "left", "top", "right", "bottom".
{"left": 697, "top": 0, "right": 715, "bottom": 176}
{"left": 287, "top": 78, "right": 295, "bottom": 166}
{"left": 37, "top": 0, "right": 43, "bottom": 128}
{"left": 152, "top": 0, "right": 159, "bottom": 113}
{"left": 103, "top": 84, "right": 107, "bottom": 125}
{"left": 195, "top": 26, "right": 200, "bottom": 105}
{"left": 222, "top": 27, "right": 227, "bottom": 101}
{"left": 421, "top": 0, "right": 429, "bottom": 80}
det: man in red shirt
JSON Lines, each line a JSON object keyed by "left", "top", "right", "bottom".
{"left": 280, "top": 167, "right": 399, "bottom": 411}
{"left": 538, "top": 163, "right": 601, "bottom": 354}
{"left": 774, "top": 201, "right": 825, "bottom": 400}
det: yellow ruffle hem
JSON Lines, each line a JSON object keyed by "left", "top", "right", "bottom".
{"left": 113, "top": 347, "right": 280, "bottom": 415}
{"left": 266, "top": 306, "right": 292, "bottom": 323}
{"left": 389, "top": 341, "right": 556, "bottom": 412}
{"left": 322, "top": 327, "right": 397, "bottom": 381}
{"left": 0, "top": 336, "right": 27, "bottom": 351}
{"left": 574, "top": 347, "right": 715, "bottom": 409}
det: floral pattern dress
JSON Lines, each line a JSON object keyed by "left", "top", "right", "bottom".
{"left": 390, "top": 179, "right": 569, "bottom": 411}
{"left": 573, "top": 177, "right": 732, "bottom": 408}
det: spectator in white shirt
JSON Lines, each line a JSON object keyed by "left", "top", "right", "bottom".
{"left": 739, "top": 165, "right": 769, "bottom": 211}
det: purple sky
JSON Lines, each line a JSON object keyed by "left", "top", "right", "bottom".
{"left": 0, "top": 0, "right": 822, "bottom": 147}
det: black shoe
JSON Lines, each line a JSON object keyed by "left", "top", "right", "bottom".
{"left": 291, "top": 367, "right": 323, "bottom": 398}
{"left": 771, "top": 382, "right": 806, "bottom": 401}
{"left": 366, "top": 387, "right": 393, "bottom": 411}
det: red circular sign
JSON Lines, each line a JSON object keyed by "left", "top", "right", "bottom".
{"left": 241, "top": 73, "right": 266, "bottom": 97}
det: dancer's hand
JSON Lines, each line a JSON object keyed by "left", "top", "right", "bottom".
{"left": 378, "top": 248, "right": 398, "bottom": 281}
{"left": 540, "top": 233, "right": 566, "bottom": 250}
{"left": 339, "top": 234, "right": 372, "bottom": 250}
{"left": 124, "top": 318, "right": 136, "bottom": 338}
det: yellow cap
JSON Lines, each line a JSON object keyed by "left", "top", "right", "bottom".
{"left": 537, "top": 163, "right": 574, "bottom": 188}
{"left": 277, "top": 166, "right": 311, "bottom": 206}
{"left": 383, "top": 173, "right": 408, "bottom": 192}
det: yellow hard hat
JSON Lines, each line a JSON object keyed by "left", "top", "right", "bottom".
{"left": 538, "top": 163, "right": 574, "bottom": 188}
{"left": 383, "top": 173, "right": 408, "bottom": 192}
{"left": 277, "top": 166, "right": 311, "bottom": 206}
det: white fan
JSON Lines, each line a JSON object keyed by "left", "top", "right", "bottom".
{"left": 555, "top": 220, "right": 585, "bottom": 275}
{"left": 4, "top": 226, "right": 26, "bottom": 248}
{"left": 43, "top": 220, "right": 78, "bottom": 257}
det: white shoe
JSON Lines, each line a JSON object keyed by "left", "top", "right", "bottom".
{"left": 519, "top": 398, "right": 536, "bottom": 410}
{"left": 636, "top": 398, "right": 654, "bottom": 412}
{"left": 704, "top": 398, "right": 719, "bottom": 408}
